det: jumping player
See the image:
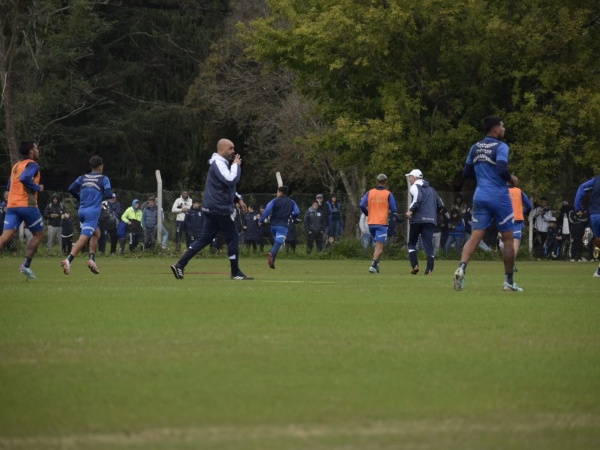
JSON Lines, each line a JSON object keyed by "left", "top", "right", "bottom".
{"left": 574, "top": 174, "right": 600, "bottom": 278}
{"left": 0, "top": 142, "right": 44, "bottom": 279}
{"left": 259, "top": 185, "right": 300, "bottom": 269}
{"left": 61, "top": 156, "right": 113, "bottom": 275}
{"left": 453, "top": 116, "right": 522, "bottom": 292}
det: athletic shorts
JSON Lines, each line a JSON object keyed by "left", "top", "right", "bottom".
{"left": 513, "top": 221, "right": 524, "bottom": 240}
{"left": 78, "top": 208, "right": 101, "bottom": 238}
{"left": 4, "top": 207, "right": 44, "bottom": 233}
{"left": 369, "top": 224, "right": 389, "bottom": 243}
{"left": 271, "top": 225, "right": 289, "bottom": 243}
{"left": 471, "top": 192, "right": 514, "bottom": 233}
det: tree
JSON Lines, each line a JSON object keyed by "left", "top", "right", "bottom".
{"left": 241, "top": 0, "right": 600, "bottom": 200}
{"left": 1, "top": 0, "right": 110, "bottom": 167}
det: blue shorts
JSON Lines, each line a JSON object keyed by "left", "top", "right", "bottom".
{"left": 271, "top": 225, "right": 288, "bottom": 244}
{"left": 78, "top": 208, "right": 101, "bottom": 238}
{"left": 471, "top": 192, "right": 514, "bottom": 233}
{"left": 4, "top": 207, "right": 44, "bottom": 233}
{"left": 513, "top": 221, "right": 524, "bottom": 240}
{"left": 369, "top": 225, "right": 389, "bottom": 243}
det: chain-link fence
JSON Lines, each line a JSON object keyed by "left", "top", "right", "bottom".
{"left": 5, "top": 186, "right": 594, "bottom": 260}
{"left": 9, "top": 188, "right": 486, "bottom": 251}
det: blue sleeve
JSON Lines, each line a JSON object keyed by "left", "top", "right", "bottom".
{"left": 388, "top": 193, "right": 398, "bottom": 214}
{"left": 292, "top": 201, "right": 300, "bottom": 218}
{"left": 496, "top": 142, "right": 509, "bottom": 163}
{"left": 260, "top": 199, "right": 275, "bottom": 223}
{"left": 496, "top": 160, "right": 511, "bottom": 181}
{"left": 19, "top": 162, "right": 42, "bottom": 191}
{"left": 463, "top": 163, "right": 475, "bottom": 179}
{"left": 68, "top": 177, "right": 82, "bottom": 202}
{"left": 575, "top": 178, "right": 595, "bottom": 211}
{"left": 359, "top": 192, "right": 369, "bottom": 215}
{"left": 103, "top": 176, "right": 113, "bottom": 199}
{"left": 522, "top": 192, "right": 532, "bottom": 217}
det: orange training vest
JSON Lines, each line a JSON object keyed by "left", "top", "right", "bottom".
{"left": 509, "top": 187, "right": 524, "bottom": 221}
{"left": 367, "top": 188, "right": 391, "bottom": 225}
{"left": 7, "top": 159, "right": 40, "bottom": 208}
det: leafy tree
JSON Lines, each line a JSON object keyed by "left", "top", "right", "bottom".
{"left": 1, "top": 0, "right": 229, "bottom": 192}
{"left": 241, "top": 0, "right": 600, "bottom": 201}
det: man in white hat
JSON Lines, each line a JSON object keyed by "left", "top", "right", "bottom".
{"left": 405, "top": 169, "right": 444, "bottom": 275}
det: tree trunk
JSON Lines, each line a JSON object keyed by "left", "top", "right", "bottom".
{"left": 3, "top": 71, "right": 19, "bottom": 165}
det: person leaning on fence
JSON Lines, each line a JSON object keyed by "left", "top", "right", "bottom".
{"left": 184, "top": 199, "right": 204, "bottom": 244}
{"left": 359, "top": 173, "right": 398, "bottom": 274}
{"left": 359, "top": 212, "right": 373, "bottom": 251}
{"left": 142, "top": 196, "right": 168, "bottom": 250}
{"left": 326, "top": 194, "right": 343, "bottom": 239}
{"left": 44, "top": 193, "right": 63, "bottom": 253}
{"left": 304, "top": 200, "right": 324, "bottom": 253}
{"left": 170, "top": 138, "right": 253, "bottom": 281}
{"left": 171, "top": 190, "right": 193, "bottom": 252}
{"left": 242, "top": 205, "right": 261, "bottom": 253}
{"left": 121, "top": 199, "right": 143, "bottom": 252}
{"left": 61, "top": 211, "right": 74, "bottom": 255}
{"left": 545, "top": 217, "right": 562, "bottom": 258}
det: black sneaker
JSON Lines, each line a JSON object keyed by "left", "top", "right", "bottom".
{"left": 231, "top": 272, "right": 254, "bottom": 280}
{"left": 171, "top": 264, "right": 184, "bottom": 280}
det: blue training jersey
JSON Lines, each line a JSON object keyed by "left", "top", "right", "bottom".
{"left": 260, "top": 196, "right": 300, "bottom": 227}
{"left": 466, "top": 136, "right": 510, "bottom": 197}
{"left": 69, "top": 172, "right": 113, "bottom": 210}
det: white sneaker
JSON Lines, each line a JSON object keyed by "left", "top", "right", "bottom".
{"left": 61, "top": 259, "right": 71, "bottom": 275}
{"left": 593, "top": 271, "right": 600, "bottom": 278}
{"left": 503, "top": 281, "right": 524, "bottom": 292}
{"left": 453, "top": 267, "right": 465, "bottom": 291}
{"left": 87, "top": 260, "right": 100, "bottom": 274}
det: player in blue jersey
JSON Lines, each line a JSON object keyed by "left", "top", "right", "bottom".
{"left": 259, "top": 185, "right": 300, "bottom": 269}
{"left": 61, "top": 156, "right": 113, "bottom": 275}
{"left": 574, "top": 174, "right": 600, "bottom": 278}
{"left": 453, "top": 116, "right": 523, "bottom": 292}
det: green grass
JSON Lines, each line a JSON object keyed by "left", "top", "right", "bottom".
{"left": 0, "top": 255, "right": 599, "bottom": 449}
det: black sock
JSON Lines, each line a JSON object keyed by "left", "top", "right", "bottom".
{"left": 89, "top": 253, "right": 95, "bottom": 262}
{"left": 23, "top": 257, "right": 32, "bottom": 268}
{"left": 67, "top": 254, "right": 75, "bottom": 263}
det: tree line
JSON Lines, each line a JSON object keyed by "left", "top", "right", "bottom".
{"left": 2, "top": 0, "right": 599, "bottom": 207}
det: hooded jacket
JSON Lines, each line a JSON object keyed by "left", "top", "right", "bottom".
{"left": 44, "top": 194, "right": 64, "bottom": 227}
{"left": 408, "top": 180, "right": 444, "bottom": 225}
{"left": 201, "top": 153, "right": 241, "bottom": 216}
{"left": 122, "top": 199, "right": 143, "bottom": 223}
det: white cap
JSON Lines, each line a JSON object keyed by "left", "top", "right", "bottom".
{"left": 405, "top": 169, "right": 423, "bottom": 178}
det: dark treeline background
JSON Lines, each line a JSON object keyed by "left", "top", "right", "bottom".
{"left": 1, "top": 0, "right": 599, "bottom": 207}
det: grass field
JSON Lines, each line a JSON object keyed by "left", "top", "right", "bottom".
{"left": 0, "top": 254, "right": 599, "bottom": 449}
